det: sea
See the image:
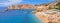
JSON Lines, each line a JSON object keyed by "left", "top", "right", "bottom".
{"left": 0, "top": 7, "right": 43, "bottom": 23}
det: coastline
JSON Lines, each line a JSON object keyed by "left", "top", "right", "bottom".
{"left": 34, "top": 9, "right": 60, "bottom": 23}
{"left": 35, "top": 12, "right": 49, "bottom": 23}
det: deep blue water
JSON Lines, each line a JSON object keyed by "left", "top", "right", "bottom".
{"left": 0, "top": 9, "right": 43, "bottom": 23}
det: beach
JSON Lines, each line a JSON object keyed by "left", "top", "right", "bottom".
{"left": 35, "top": 12, "right": 49, "bottom": 23}
{"left": 35, "top": 9, "right": 60, "bottom": 23}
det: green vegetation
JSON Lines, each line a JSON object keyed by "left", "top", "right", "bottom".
{"left": 54, "top": 2, "right": 60, "bottom": 10}
{"left": 55, "top": 5, "right": 60, "bottom": 10}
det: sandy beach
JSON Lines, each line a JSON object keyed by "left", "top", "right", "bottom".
{"left": 35, "top": 12, "right": 49, "bottom": 23}
{"left": 34, "top": 9, "right": 60, "bottom": 23}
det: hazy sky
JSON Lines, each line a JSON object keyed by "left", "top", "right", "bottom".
{"left": 21, "top": 0, "right": 55, "bottom": 4}
{"left": 0, "top": 0, "right": 55, "bottom": 11}
{"left": 0, "top": 0, "right": 22, "bottom": 7}
{"left": 0, "top": 0, "right": 55, "bottom": 7}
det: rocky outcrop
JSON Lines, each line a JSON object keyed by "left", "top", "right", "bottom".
{"left": 8, "top": 4, "right": 37, "bottom": 10}
{"left": 35, "top": 9, "right": 60, "bottom": 23}
{"left": 33, "top": 2, "right": 60, "bottom": 23}
{"left": 7, "top": 2, "right": 58, "bottom": 10}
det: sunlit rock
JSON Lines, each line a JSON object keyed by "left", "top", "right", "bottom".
{"left": 8, "top": 4, "right": 36, "bottom": 10}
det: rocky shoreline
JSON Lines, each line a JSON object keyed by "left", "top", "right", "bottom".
{"left": 35, "top": 9, "right": 60, "bottom": 23}
{"left": 7, "top": 2, "right": 60, "bottom": 23}
{"left": 32, "top": 2, "right": 60, "bottom": 23}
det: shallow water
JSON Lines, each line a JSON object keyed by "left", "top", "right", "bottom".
{"left": 0, "top": 9, "right": 43, "bottom": 23}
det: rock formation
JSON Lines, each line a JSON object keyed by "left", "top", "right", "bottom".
{"left": 8, "top": 4, "right": 36, "bottom": 10}
{"left": 34, "top": 2, "right": 60, "bottom": 23}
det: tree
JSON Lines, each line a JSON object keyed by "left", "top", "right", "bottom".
{"left": 54, "top": 2, "right": 60, "bottom": 10}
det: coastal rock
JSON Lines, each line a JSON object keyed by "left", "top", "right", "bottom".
{"left": 35, "top": 10, "right": 60, "bottom": 23}
{"left": 8, "top": 4, "right": 36, "bottom": 10}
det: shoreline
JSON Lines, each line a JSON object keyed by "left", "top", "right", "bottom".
{"left": 34, "top": 10, "right": 60, "bottom": 23}
{"left": 35, "top": 12, "right": 49, "bottom": 23}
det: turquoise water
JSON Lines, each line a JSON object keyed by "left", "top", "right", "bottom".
{"left": 0, "top": 9, "right": 43, "bottom": 23}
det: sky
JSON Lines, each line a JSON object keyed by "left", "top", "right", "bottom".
{"left": 0, "top": 0, "right": 22, "bottom": 7}
{"left": 0, "top": 0, "right": 55, "bottom": 11}
{"left": 21, "top": 0, "right": 55, "bottom": 4}
{"left": 0, "top": 0, "right": 55, "bottom": 7}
